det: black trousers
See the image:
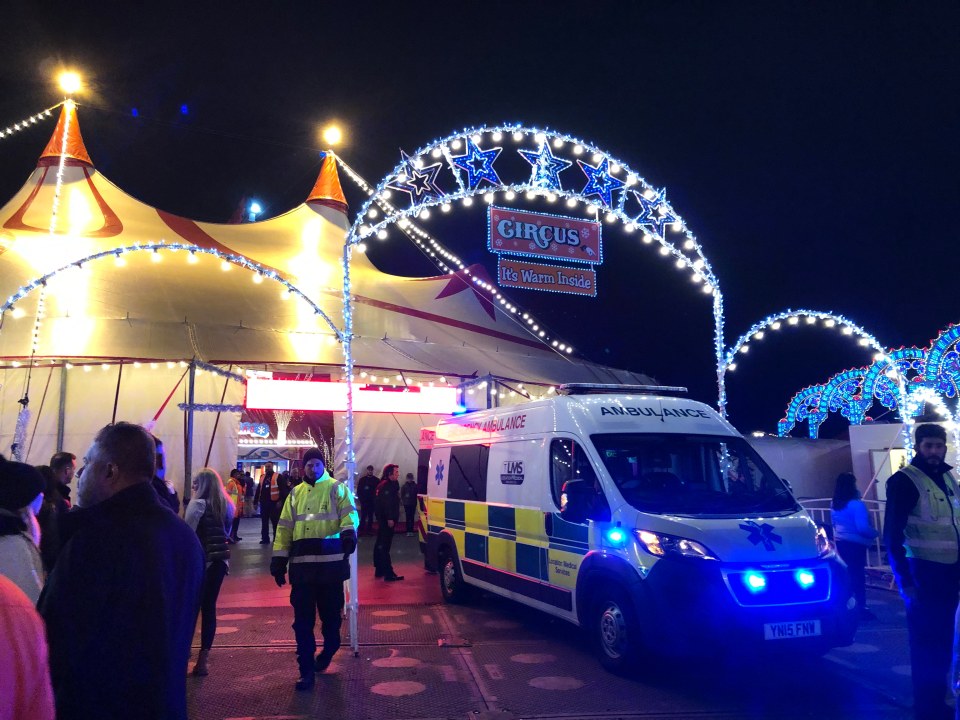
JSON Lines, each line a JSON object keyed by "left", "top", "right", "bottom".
{"left": 373, "top": 522, "right": 395, "bottom": 576}
{"left": 404, "top": 504, "right": 416, "bottom": 533}
{"left": 196, "top": 560, "right": 228, "bottom": 650}
{"left": 905, "top": 558, "right": 960, "bottom": 720}
{"left": 359, "top": 501, "right": 375, "bottom": 534}
{"left": 260, "top": 503, "right": 278, "bottom": 542}
{"left": 230, "top": 516, "right": 241, "bottom": 541}
{"left": 290, "top": 580, "right": 344, "bottom": 676}
{"left": 836, "top": 540, "right": 867, "bottom": 612}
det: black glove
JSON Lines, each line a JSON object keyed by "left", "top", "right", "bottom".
{"left": 340, "top": 529, "right": 357, "bottom": 557}
{"left": 270, "top": 556, "right": 288, "bottom": 587}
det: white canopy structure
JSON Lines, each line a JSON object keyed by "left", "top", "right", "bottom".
{"left": 0, "top": 102, "right": 651, "bottom": 488}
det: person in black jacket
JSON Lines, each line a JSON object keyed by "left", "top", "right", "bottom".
{"left": 373, "top": 463, "right": 403, "bottom": 581}
{"left": 356, "top": 465, "right": 378, "bottom": 536}
{"left": 184, "top": 468, "right": 234, "bottom": 676}
{"left": 38, "top": 422, "right": 204, "bottom": 720}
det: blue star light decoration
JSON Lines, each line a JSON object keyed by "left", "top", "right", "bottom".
{"left": 576, "top": 156, "right": 625, "bottom": 205}
{"left": 518, "top": 141, "right": 573, "bottom": 190}
{"left": 632, "top": 187, "right": 678, "bottom": 237}
{"left": 451, "top": 139, "right": 503, "bottom": 190}
{"left": 387, "top": 151, "right": 444, "bottom": 205}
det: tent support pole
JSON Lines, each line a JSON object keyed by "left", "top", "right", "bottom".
{"left": 110, "top": 361, "right": 124, "bottom": 424}
{"left": 56, "top": 363, "right": 67, "bottom": 452}
{"left": 184, "top": 360, "right": 196, "bottom": 504}
{"left": 204, "top": 364, "right": 233, "bottom": 467}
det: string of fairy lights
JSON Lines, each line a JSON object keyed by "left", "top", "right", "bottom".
{"left": 334, "top": 154, "right": 575, "bottom": 356}
{"left": 0, "top": 104, "right": 58, "bottom": 140}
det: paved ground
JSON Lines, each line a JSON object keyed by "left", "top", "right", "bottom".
{"left": 187, "top": 518, "right": 923, "bottom": 720}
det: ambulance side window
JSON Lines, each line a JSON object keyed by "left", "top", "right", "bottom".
{"left": 416, "top": 449, "right": 431, "bottom": 495}
{"left": 447, "top": 444, "right": 489, "bottom": 502}
{"left": 550, "top": 438, "right": 599, "bottom": 510}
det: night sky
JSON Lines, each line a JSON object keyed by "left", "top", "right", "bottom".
{"left": 0, "top": 3, "right": 957, "bottom": 434}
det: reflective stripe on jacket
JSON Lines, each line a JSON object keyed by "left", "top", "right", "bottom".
{"left": 901, "top": 464, "right": 960, "bottom": 564}
{"left": 273, "top": 473, "right": 358, "bottom": 564}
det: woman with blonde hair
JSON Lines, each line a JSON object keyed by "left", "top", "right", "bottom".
{"left": 184, "top": 468, "right": 233, "bottom": 675}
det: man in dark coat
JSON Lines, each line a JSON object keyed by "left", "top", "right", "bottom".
{"left": 356, "top": 465, "right": 378, "bottom": 536}
{"left": 373, "top": 463, "right": 403, "bottom": 581}
{"left": 38, "top": 422, "right": 204, "bottom": 720}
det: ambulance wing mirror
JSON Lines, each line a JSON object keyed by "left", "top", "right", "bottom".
{"left": 560, "top": 480, "right": 609, "bottom": 523}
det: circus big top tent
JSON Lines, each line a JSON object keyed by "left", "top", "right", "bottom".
{"left": 0, "top": 102, "right": 650, "bottom": 494}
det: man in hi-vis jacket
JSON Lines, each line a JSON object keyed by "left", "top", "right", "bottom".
{"left": 270, "top": 448, "right": 358, "bottom": 691}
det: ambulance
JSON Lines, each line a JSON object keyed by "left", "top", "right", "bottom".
{"left": 423, "top": 384, "right": 857, "bottom": 672}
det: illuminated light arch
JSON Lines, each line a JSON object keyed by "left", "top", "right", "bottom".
{"left": 925, "top": 324, "right": 960, "bottom": 398}
{"left": 341, "top": 124, "right": 728, "bottom": 421}
{"left": 818, "top": 368, "right": 873, "bottom": 427}
{"left": 863, "top": 347, "right": 928, "bottom": 417}
{"left": 779, "top": 384, "right": 826, "bottom": 438}
{"left": 1, "top": 241, "right": 343, "bottom": 339}
{"left": 721, "top": 308, "right": 905, "bottom": 425}
{"left": 903, "top": 386, "right": 960, "bottom": 451}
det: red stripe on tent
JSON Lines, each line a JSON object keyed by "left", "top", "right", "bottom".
{"left": 4, "top": 166, "right": 123, "bottom": 238}
{"left": 328, "top": 291, "right": 546, "bottom": 351}
{"left": 156, "top": 210, "right": 282, "bottom": 275}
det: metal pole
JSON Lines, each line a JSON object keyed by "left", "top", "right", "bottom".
{"left": 184, "top": 360, "right": 196, "bottom": 504}
{"left": 56, "top": 362, "right": 67, "bottom": 452}
{"left": 342, "top": 227, "right": 359, "bottom": 655}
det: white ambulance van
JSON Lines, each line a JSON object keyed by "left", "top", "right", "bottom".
{"left": 424, "top": 384, "right": 856, "bottom": 672}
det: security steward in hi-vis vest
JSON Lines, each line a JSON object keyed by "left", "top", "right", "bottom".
{"left": 883, "top": 423, "right": 960, "bottom": 720}
{"left": 270, "top": 448, "right": 358, "bottom": 691}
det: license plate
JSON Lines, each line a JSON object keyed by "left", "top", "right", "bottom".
{"left": 763, "top": 620, "right": 821, "bottom": 640}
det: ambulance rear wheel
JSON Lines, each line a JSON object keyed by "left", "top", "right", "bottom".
{"left": 593, "top": 587, "right": 640, "bottom": 674}
{"left": 439, "top": 546, "right": 470, "bottom": 604}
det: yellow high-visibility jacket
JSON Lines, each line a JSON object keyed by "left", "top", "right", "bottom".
{"left": 901, "top": 464, "right": 960, "bottom": 564}
{"left": 273, "top": 473, "right": 358, "bottom": 582}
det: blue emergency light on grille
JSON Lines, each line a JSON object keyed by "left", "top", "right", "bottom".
{"left": 726, "top": 567, "right": 829, "bottom": 606}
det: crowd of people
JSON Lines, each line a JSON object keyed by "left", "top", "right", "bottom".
{"left": 0, "top": 420, "right": 424, "bottom": 716}
{"left": 9, "top": 421, "right": 957, "bottom": 718}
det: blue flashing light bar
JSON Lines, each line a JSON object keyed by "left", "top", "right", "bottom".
{"left": 795, "top": 570, "right": 816, "bottom": 589}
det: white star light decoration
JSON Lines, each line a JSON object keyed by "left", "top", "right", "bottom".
{"left": 519, "top": 141, "right": 573, "bottom": 190}
{"left": 388, "top": 151, "right": 444, "bottom": 204}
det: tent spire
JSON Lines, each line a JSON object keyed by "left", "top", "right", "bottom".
{"left": 39, "top": 100, "right": 92, "bottom": 167}
{"left": 306, "top": 153, "right": 348, "bottom": 213}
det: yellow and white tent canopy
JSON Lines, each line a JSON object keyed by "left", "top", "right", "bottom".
{"left": 0, "top": 103, "right": 649, "bottom": 483}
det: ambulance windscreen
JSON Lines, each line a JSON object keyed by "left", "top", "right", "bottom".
{"left": 590, "top": 433, "right": 798, "bottom": 516}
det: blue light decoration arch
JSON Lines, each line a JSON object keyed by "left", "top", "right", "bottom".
{"left": 778, "top": 384, "right": 826, "bottom": 438}
{"left": 925, "top": 324, "right": 960, "bottom": 398}
{"left": 778, "top": 326, "right": 960, "bottom": 438}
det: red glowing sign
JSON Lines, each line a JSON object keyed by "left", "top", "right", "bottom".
{"left": 245, "top": 378, "right": 462, "bottom": 415}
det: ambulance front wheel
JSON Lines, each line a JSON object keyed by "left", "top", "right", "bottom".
{"left": 438, "top": 545, "right": 471, "bottom": 604}
{"left": 592, "top": 587, "right": 641, "bottom": 674}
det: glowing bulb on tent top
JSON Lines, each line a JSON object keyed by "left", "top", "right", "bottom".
{"left": 58, "top": 71, "right": 82, "bottom": 95}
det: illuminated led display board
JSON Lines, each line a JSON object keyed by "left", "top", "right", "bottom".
{"left": 245, "top": 378, "right": 462, "bottom": 414}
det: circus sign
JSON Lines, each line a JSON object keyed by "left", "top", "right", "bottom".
{"left": 488, "top": 206, "right": 602, "bottom": 265}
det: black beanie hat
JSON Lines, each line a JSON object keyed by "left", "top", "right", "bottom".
{"left": 302, "top": 448, "right": 325, "bottom": 467}
{"left": 0, "top": 457, "right": 45, "bottom": 511}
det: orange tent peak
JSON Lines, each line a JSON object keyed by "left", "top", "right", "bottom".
{"left": 306, "top": 153, "right": 348, "bottom": 213}
{"left": 39, "top": 101, "right": 92, "bottom": 167}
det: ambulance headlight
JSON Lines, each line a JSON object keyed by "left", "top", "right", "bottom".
{"left": 815, "top": 525, "right": 836, "bottom": 559}
{"left": 634, "top": 530, "right": 718, "bottom": 560}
